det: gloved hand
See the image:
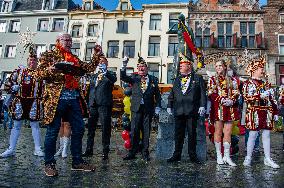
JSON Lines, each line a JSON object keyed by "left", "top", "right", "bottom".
{"left": 223, "top": 99, "right": 233, "bottom": 107}
{"left": 167, "top": 108, "right": 173, "bottom": 115}
{"left": 98, "top": 63, "right": 107, "bottom": 75}
{"left": 155, "top": 107, "right": 161, "bottom": 115}
{"left": 198, "top": 107, "right": 206, "bottom": 117}
{"left": 274, "top": 115, "right": 279, "bottom": 122}
{"left": 260, "top": 91, "right": 270, "bottom": 99}
{"left": 11, "top": 85, "right": 20, "bottom": 93}
{"left": 122, "top": 56, "right": 129, "bottom": 69}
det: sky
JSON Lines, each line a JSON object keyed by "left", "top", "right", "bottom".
{"left": 73, "top": 0, "right": 267, "bottom": 11}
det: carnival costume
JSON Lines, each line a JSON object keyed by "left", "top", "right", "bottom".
{"left": 243, "top": 56, "right": 280, "bottom": 168}
{"left": 0, "top": 48, "right": 45, "bottom": 158}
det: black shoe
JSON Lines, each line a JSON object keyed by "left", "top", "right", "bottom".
{"left": 167, "top": 156, "right": 181, "bottom": 163}
{"left": 123, "top": 154, "right": 136, "bottom": 161}
{"left": 190, "top": 157, "right": 202, "bottom": 164}
{"left": 102, "top": 154, "right": 109, "bottom": 161}
{"left": 82, "top": 150, "right": 93, "bottom": 157}
{"left": 142, "top": 154, "right": 150, "bottom": 161}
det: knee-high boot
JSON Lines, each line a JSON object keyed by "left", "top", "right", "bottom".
{"left": 0, "top": 120, "right": 22, "bottom": 157}
{"left": 30, "top": 121, "right": 44, "bottom": 157}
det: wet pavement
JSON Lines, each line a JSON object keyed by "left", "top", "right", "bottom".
{"left": 0, "top": 125, "right": 283, "bottom": 188}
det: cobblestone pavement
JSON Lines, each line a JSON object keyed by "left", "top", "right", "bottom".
{"left": 0, "top": 125, "right": 283, "bottom": 188}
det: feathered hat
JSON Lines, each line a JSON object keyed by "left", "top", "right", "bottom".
{"left": 246, "top": 55, "right": 266, "bottom": 74}
{"left": 137, "top": 53, "right": 147, "bottom": 67}
{"left": 179, "top": 53, "right": 192, "bottom": 64}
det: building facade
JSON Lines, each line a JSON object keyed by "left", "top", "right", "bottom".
{"left": 189, "top": 0, "right": 266, "bottom": 80}
{"left": 0, "top": 0, "right": 77, "bottom": 75}
{"left": 263, "top": 0, "right": 284, "bottom": 85}
{"left": 141, "top": 3, "right": 188, "bottom": 84}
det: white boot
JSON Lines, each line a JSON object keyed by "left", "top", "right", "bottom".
{"left": 54, "top": 137, "right": 64, "bottom": 157}
{"left": 0, "top": 120, "right": 22, "bottom": 158}
{"left": 214, "top": 142, "right": 224, "bottom": 165}
{"left": 264, "top": 157, "right": 280, "bottom": 169}
{"left": 223, "top": 142, "right": 237, "bottom": 167}
{"left": 243, "top": 156, "right": 252, "bottom": 166}
{"left": 262, "top": 130, "right": 280, "bottom": 169}
{"left": 61, "top": 136, "right": 69, "bottom": 158}
{"left": 31, "top": 121, "right": 44, "bottom": 157}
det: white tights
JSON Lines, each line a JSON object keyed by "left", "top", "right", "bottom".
{"left": 246, "top": 130, "right": 271, "bottom": 159}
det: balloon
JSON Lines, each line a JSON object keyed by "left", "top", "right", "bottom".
{"left": 121, "top": 130, "right": 130, "bottom": 141}
{"left": 122, "top": 121, "right": 131, "bottom": 131}
{"left": 124, "top": 87, "right": 132, "bottom": 96}
{"left": 232, "top": 122, "right": 240, "bottom": 136}
{"left": 123, "top": 82, "right": 130, "bottom": 88}
{"left": 124, "top": 139, "right": 131, "bottom": 150}
{"left": 124, "top": 106, "right": 131, "bottom": 114}
{"left": 123, "top": 96, "right": 131, "bottom": 105}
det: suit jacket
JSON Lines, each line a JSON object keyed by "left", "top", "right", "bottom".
{"left": 120, "top": 68, "right": 161, "bottom": 114}
{"left": 168, "top": 72, "right": 207, "bottom": 117}
{"left": 88, "top": 71, "right": 117, "bottom": 107}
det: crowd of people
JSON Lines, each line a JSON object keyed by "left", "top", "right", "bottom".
{"left": 0, "top": 32, "right": 283, "bottom": 177}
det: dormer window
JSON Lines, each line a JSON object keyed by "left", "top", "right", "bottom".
{"left": 121, "top": 2, "right": 128, "bottom": 11}
{"left": 43, "top": 0, "right": 51, "bottom": 10}
{"left": 85, "top": 2, "right": 91, "bottom": 10}
{"left": 1, "top": 1, "right": 11, "bottom": 12}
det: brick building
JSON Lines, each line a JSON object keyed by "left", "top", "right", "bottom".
{"left": 263, "top": 0, "right": 284, "bottom": 85}
{"left": 188, "top": 0, "right": 266, "bottom": 80}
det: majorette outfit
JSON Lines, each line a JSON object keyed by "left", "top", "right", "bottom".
{"left": 243, "top": 56, "right": 280, "bottom": 169}
{"left": 0, "top": 64, "right": 45, "bottom": 158}
{"left": 208, "top": 75, "right": 240, "bottom": 122}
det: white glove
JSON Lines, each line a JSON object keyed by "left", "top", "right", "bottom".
{"left": 167, "top": 108, "right": 173, "bottom": 115}
{"left": 274, "top": 115, "right": 279, "bottom": 122}
{"left": 11, "top": 85, "right": 20, "bottom": 92}
{"left": 122, "top": 56, "right": 129, "bottom": 68}
{"left": 155, "top": 107, "right": 161, "bottom": 115}
{"left": 260, "top": 91, "right": 270, "bottom": 99}
{"left": 198, "top": 107, "right": 206, "bottom": 117}
{"left": 223, "top": 99, "right": 233, "bottom": 107}
{"left": 98, "top": 63, "right": 107, "bottom": 75}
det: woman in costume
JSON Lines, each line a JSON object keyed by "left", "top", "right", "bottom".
{"left": 242, "top": 56, "right": 280, "bottom": 168}
{"left": 208, "top": 59, "right": 239, "bottom": 166}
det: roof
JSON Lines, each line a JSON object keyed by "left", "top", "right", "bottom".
{"left": 10, "top": 0, "right": 78, "bottom": 11}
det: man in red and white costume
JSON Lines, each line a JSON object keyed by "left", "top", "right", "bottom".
{"left": 242, "top": 56, "right": 280, "bottom": 168}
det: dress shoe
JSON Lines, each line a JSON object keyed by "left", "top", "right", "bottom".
{"left": 102, "top": 154, "right": 109, "bottom": 160}
{"left": 167, "top": 156, "right": 181, "bottom": 163}
{"left": 82, "top": 150, "right": 93, "bottom": 157}
{"left": 123, "top": 154, "right": 136, "bottom": 160}
{"left": 190, "top": 157, "right": 202, "bottom": 164}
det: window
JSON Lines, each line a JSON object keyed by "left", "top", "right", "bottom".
{"left": 0, "top": 45, "right": 2, "bottom": 57}
{"left": 195, "top": 21, "right": 211, "bottom": 48}
{"left": 107, "top": 41, "right": 119, "bottom": 58}
{"left": 168, "top": 36, "right": 178, "bottom": 56}
{"left": 240, "top": 22, "right": 255, "bottom": 48}
{"left": 117, "top": 21, "right": 128, "bottom": 33}
{"left": 71, "top": 43, "right": 80, "bottom": 57}
{"left": 217, "top": 22, "right": 232, "bottom": 48}
{"left": 123, "top": 41, "right": 135, "bottom": 58}
{"left": 84, "top": 2, "right": 91, "bottom": 10}
{"left": 85, "top": 42, "right": 96, "bottom": 61}
{"left": 43, "top": 0, "right": 51, "bottom": 10}
{"left": 5, "top": 45, "right": 16, "bottom": 58}
{"left": 148, "top": 36, "right": 160, "bottom": 56}
{"left": 150, "top": 14, "right": 161, "bottom": 30}
{"left": 49, "top": 44, "right": 55, "bottom": 50}
{"left": 148, "top": 63, "right": 159, "bottom": 79}
{"left": 71, "top": 25, "right": 82, "bottom": 38}
{"left": 53, "top": 18, "right": 64, "bottom": 32}
{"left": 35, "top": 45, "right": 46, "bottom": 57}
{"left": 9, "top": 20, "right": 20, "bottom": 33}
{"left": 88, "top": 24, "right": 98, "bottom": 37}
{"left": 38, "top": 19, "right": 49, "bottom": 31}
{"left": 167, "top": 63, "right": 174, "bottom": 84}
{"left": 121, "top": 2, "right": 128, "bottom": 10}
{"left": 1, "top": 1, "right": 10, "bottom": 12}
{"left": 0, "top": 20, "right": 7, "bottom": 32}
{"left": 169, "top": 13, "right": 179, "bottom": 30}
{"left": 279, "top": 35, "right": 284, "bottom": 58}
{"left": 280, "top": 14, "right": 284, "bottom": 23}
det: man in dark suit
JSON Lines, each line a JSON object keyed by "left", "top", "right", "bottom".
{"left": 121, "top": 56, "right": 161, "bottom": 161}
{"left": 83, "top": 58, "right": 117, "bottom": 160}
{"left": 167, "top": 53, "right": 207, "bottom": 163}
